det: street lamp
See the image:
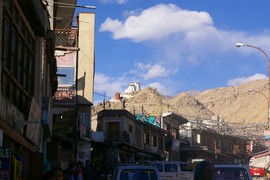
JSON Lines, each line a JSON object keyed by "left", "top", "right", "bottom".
{"left": 52, "top": 2, "right": 96, "bottom": 9}
{"left": 236, "top": 43, "right": 270, "bottom": 129}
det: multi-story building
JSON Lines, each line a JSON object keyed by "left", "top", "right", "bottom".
{"left": 161, "top": 112, "right": 190, "bottom": 160}
{"left": 92, "top": 107, "right": 260, "bottom": 166}
{"left": 92, "top": 109, "right": 167, "bottom": 167}
{"left": 50, "top": 6, "right": 95, "bottom": 168}
{"left": 179, "top": 124, "right": 253, "bottom": 164}
{"left": 91, "top": 109, "right": 191, "bottom": 167}
{"left": 0, "top": 0, "right": 57, "bottom": 178}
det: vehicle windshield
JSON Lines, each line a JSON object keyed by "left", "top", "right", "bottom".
{"left": 180, "top": 163, "right": 193, "bottom": 171}
{"left": 120, "top": 169, "right": 158, "bottom": 180}
{"left": 214, "top": 167, "right": 250, "bottom": 180}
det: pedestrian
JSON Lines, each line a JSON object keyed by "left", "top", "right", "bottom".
{"left": 84, "top": 160, "right": 94, "bottom": 180}
{"left": 64, "top": 162, "right": 76, "bottom": 180}
{"left": 74, "top": 161, "right": 84, "bottom": 180}
{"left": 193, "top": 160, "right": 216, "bottom": 180}
{"left": 42, "top": 170, "right": 52, "bottom": 180}
{"left": 50, "top": 167, "right": 64, "bottom": 180}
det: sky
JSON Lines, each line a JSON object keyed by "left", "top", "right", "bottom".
{"left": 76, "top": 0, "right": 270, "bottom": 103}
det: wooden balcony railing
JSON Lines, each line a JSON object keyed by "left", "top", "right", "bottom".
{"left": 54, "top": 29, "right": 78, "bottom": 50}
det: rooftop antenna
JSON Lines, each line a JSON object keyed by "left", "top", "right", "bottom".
{"left": 103, "top": 92, "right": 106, "bottom": 110}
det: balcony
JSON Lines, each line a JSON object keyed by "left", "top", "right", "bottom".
{"left": 54, "top": 29, "right": 79, "bottom": 51}
{"left": 105, "top": 131, "right": 131, "bottom": 144}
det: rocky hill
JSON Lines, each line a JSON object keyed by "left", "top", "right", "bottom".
{"left": 93, "top": 79, "right": 269, "bottom": 141}
{"left": 196, "top": 79, "right": 268, "bottom": 124}
{"left": 94, "top": 87, "right": 215, "bottom": 121}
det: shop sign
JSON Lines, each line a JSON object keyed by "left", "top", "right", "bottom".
{"left": 264, "top": 130, "right": 270, "bottom": 147}
{"left": 0, "top": 147, "right": 10, "bottom": 180}
{"left": 26, "top": 98, "right": 41, "bottom": 145}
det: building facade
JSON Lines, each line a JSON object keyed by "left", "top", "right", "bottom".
{"left": 91, "top": 109, "right": 192, "bottom": 167}
{"left": 179, "top": 126, "right": 254, "bottom": 164}
{"left": 0, "top": 0, "right": 57, "bottom": 178}
{"left": 92, "top": 109, "right": 167, "bottom": 167}
{"left": 51, "top": 11, "right": 95, "bottom": 168}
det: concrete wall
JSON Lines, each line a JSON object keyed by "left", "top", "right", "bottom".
{"left": 77, "top": 12, "right": 95, "bottom": 104}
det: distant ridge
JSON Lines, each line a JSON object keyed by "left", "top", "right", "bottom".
{"left": 93, "top": 79, "right": 269, "bottom": 137}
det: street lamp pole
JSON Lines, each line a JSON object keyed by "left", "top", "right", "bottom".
{"left": 236, "top": 43, "right": 270, "bottom": 130}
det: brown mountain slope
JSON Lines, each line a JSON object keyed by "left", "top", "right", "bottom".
{"left": 93, "top": 87, "right": 215, "bottom": 122}
{"left": 196, "top": 79, "right": 269, "bottom": 125}
{"left": 93, "top": 79, "right": 268, "bottom": 126}
{"left": 92, "top": 79, "right": 269, "bottom": 139}
{"left": 166, "top": 92, "right": 215, "bottom": 121}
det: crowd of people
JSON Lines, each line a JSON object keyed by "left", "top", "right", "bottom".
{"left": 42, "top": 160, "right": 113, "bottom": 180}
{"left": 42, "top": 159, "right": 217, "bottom": 180}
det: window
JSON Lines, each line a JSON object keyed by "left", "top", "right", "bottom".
{"left": 78, "top": 113, "right": 90, "bottom": 128}
{"left": 197, "top": 134, "right": 201, "bottom": 144}
{"left": 57, "top": 67, "right": 75, "bottom": 85}
{"left": 163, "top": 123, "right": 168, "bottom": 130}
{"left": 171, "top": 128, "right": 177, "bottom": 139}
{"left": 1, "top": 4, "right": 35, "bottom": 117}
{"left": 144, "top": 133, "right": 150, "bottom": 145}
{"left": 153, "top": 163, "right": 163, "bottom": 172}
{"left": 152, "top": 135, "right": 157, "bottom": 147}
{"left": 3, "top": 16, "right": 10, "bottom": 67}
{"left": 180, "top": 164, "right": 193, "bottom": 172}
{"left": 78, "top": 113, "right": 90, "bottom": 137}
{"left": 158, "top": 137, "right": 163, "bottom": 149}
{"left": 128, "top": 124, "right": 133, "bottom": 133}
{"left": 108, "top": 122, "right": 120, "bottom": 142}
{"left": 164, "top": 164, "right": 177, "bottom": 172}
{"left": 215, "top": 167, "right": 250, "bottom": 180}
{"left": 120, "top": 169, "right": 158, "bottom": 180}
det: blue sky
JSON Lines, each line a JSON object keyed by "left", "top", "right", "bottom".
{"left": 76, "top": 0, "right": 270, "bottom": 103}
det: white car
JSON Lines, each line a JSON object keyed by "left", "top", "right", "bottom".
{"left": 152, "top": 161, "right": 193, "bottom": 180}
{"left": 112, "top": 165, "right": 160, "bottom": 180}
{"left": 214, "top": 164, "right": 253, "bottom": 180}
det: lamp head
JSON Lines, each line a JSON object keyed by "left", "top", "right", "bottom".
{"left": 236, "top": 43, "right": 245, "bottom": 48}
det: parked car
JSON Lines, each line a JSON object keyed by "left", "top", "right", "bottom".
{"left": 152, "top": 161, "right": 193, "bottom": 180}
{"left": 250, "top": 166, "right": 265, "bottom": 177}
{"left": 264, "top": 163, "right": 270, "bottom": 180}
{"left": 214, "top": 164, "right": 253, "bottom": 180}
{"left": 112, "top": 164, "right": 160, "bottom": 180}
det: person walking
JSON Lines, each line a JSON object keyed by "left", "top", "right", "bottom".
{"left": 50, "top": 167, "right": 64, "bottom": 180}
{"left": 193, "top": 160, "right": 216, "bottom": 180}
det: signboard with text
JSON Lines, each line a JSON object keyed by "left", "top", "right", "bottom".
{"left": 0, "top": 147, "right": 10, "bottom": 180}
{"left": 26, "top": 98, "right": 41, "bottom": 145}
{"left": 264, "top": 130, "right": 270, "bottom": 147}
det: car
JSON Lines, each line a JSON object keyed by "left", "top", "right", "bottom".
{"left": 264, "top": 163, "right": 270, "bottom": 179}
{"left": 112, "top": 164, "right": 160, "bottom": 180}
{"left": 152, "top": 161, "right": 193, "bottom": 180}
{"left": 214, "top": 164, "right": 253, "bottom": 180}
{"left": 250, "top": 166, "right": 265, "bottom": 177}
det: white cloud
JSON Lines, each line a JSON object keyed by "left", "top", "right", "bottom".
{"left": 116, "top": 0, "right": 128, "bottom": 4}
{"left": 99, "top": 3, "right": 270, "bottom": 66}
{"left": 135, "top": 62, "right": 171, "bottom": 80}
{"left": 97, "top": 3, "right": 270, "bottom": 99}
{"left": 98, "top": 0, "right": 128, "bottom": 4}
{"left": 146, "top": 82, "right": 167, "bottom": 94}
{"left": 99, "top": 3, "right": 270, "bottom": 49}
{"left": 94, "top": 73, "right": 128, "bottom": 98}
{"left": 145, "top": 82, "right": 176, "bottom": 96}
{"left": 100, "top": 3, "right": 213, "bottom": 42}
{"left": 227, "top": 73, "right": 267, "bottom": 86}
